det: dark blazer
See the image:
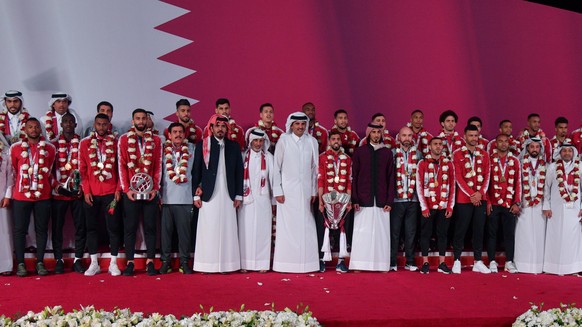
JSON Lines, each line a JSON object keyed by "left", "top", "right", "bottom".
{"left": 192, "top": 137, "right": 243, "bottom": 202}
{"left": 351, "top": 143, "right": 395, "bottom": 208}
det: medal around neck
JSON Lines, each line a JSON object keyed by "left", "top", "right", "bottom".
{"left": 130, "top": 173, "right": 154, "bottom": 200}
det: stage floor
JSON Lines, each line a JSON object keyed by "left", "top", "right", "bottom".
{"left": 1, "top": 262, "right": 580, "bottom": 326}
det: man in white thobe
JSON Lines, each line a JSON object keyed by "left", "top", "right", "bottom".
{"left": 0, "top": 133, "right": 14, "bottom": 274}
{"left": 272, "top": 112, "right": 319, "bottom": 273}
{"left": 514, "top": 138, "right": 547, "bottom": 274}
{"left": 238, "top": 128, "right": 275, "bottom": 272}
{"left": 192, "top": 114, "right": 244, "bottom": 273}
{"left": 542, "top": 144, "right": 582, "bottom": 275}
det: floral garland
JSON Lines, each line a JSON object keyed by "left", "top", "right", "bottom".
{"left": 490, "top": 153, "right": 517, "bottom": 207}
{"left": 460, "top": 146, "right": 486, "bottom": 191}
{"left": 0, "top": 108, "right": 29, "bottom": 142}
{"left": 43, "top": 110, "right": 57, "bottom": 140}
{"left": 425, "top": 154, "right": 451, "bottom": 209}
{"left": 127, "top": 127, "right": 154, "bottom": 174}
{"left": 88, "top": 133, "right": 116, "bottom": 182}
{"left": 521, "top": 153, "right": 545, "bottom": 207}
{"left": 228, "top": 118, "right": 241, "bottom": 141}
{"left": 330, "top": 125, "right": 358, "bottom": 155}
{"left": 395, "top": 146, "right": 417, "bottom": 199}
{"left": 323, "top": 151, "right": 350, "bottom": 193}
{"left": 550, "top": 136, "right": 572, "bottom": 156}
{"left": 437, "top": 130, "right": 463, "bottom": 156}
{"left": 519, "top": 128, "right": 547, "bottom": 146}
{"left": 405, "top": 122, "right": 430, "bottom": 153}
{"left": 257, "top": 120, "right": 282, "bottom": 144}
{"left": 514, "top": 303, "right": 581, "bottom": 327}
{"left": 55, "top": 133, "right": 80, "bottom": 184}
{"left": 164, "top": 138, "right": 189, "bottom": 183}
{"left": 20, "top": 137, "right": 50, "bottom": 199}
{"left": 555, "top": 159, "right": 580, "bottom": 203}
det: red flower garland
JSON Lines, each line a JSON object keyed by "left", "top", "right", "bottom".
{"left": 424, "top": 154, "right": 452, "bottom": 210}
{"left": 127, "top": 127, "right": 155, "bottom": 174}
{"left": 555, "top": 159, "right": 580, "bottom": 203}
{"left": 460, "top": 146, "right": 487, "bottom": 191}
{"left": 88, "top": 133, "right": 116, "bottom": 182}
{"left": 0, "top": 108, "right": 29, "bottom": 142}
{"left": 164, "top": 139, "right": 189, "bottom": 184}
{"left": 19, "top": 137, "right": 50, "bottom": 199}
{"left": 56, "top": 133, "right": 80, "bottom": 184}
{"left": 322, "top": 151, "right": 350, "bottom": 193}
{"left": 395, "top": 146, "right": 418, "bottom": 199}
{"left": 521, "top": 154, "right": 546, "bottom": 207}
{"left": 490, "top": 153, "right": 518, "bottom": 208}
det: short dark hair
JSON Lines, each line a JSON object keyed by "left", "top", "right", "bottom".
{"left": 302, "top": 102, "right": 314, "bottom": 109}
{"left": 132, "top": 108, "right": 147, "bottom": 118}
{"left": 467, "top": 116, "right": 482, "bottom": 126}
{"left": 439, "top": 110, "right": 458, "bottom": 124}
{"left": 499, "top": 119, "right": 511, "bottom": 128}
{"left": 554, "top": 116, "right": 568, "bottom": 126}
{"left": 328, "top": 130, "right": 341, "bottom": 139}
{"left": 411, "top": 109, "right": 423, "bottom": 116}
{"left": 96, "top": 101, "right": 113, "bottom": 112}
{"left": 371, "top": 113, "right": 384, "bottom": 121}
{"left": 62, "top": 112, "right": 75, "bottom": 122}
{"left": 95, "top": 113, "right": 110, "bottom": 122}
{"left": 176, "top": 99, "right": 190, "bottom": 109}
{"left": 334, "top": 109, "right": 348, "bottom": 118}
{"left": 495, "top": 133, "right": 509, "bottom": 141}
{"left": 527, "top": 113, "right": 540, "bottom": 120}
{"left": 215, "top": 98, "right": 230, "bottom": 107}
{"left": 26, "top": 117, "right": 40, "bottom": 125}
{"left": 464, "top": 124, "right": 479, "bottom": 133}
{"left": 168, "top": 122, "right": 185, "bottom": 133}
{"left": 429, "top": 136, "right": 443, "bottom": 144}
{"left": 259, "top": 103, "right": 273, "bottom": 113}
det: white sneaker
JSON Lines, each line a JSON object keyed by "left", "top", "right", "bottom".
{"left": 108, "top": 262, "right": 121, "bottom": 276}
{"left": 504, "top": 261, "right": 518, "bottom": 274}
{"left": 389, "top": 266, "right": 398, "bottom": 272}
{"left": 452, "top": 260, "right": 461, "bottom": 274}
{"left": 489, "top": 260, "right": 498, "bottom": 273}
{"left": 84, "top": 263, "right": 100, "bottom": 276}
{"left": 404, "top": 264, "right": 418, "bottom": 272}
{"left": 472, "top": 260, "right": 491, "bottom": 274}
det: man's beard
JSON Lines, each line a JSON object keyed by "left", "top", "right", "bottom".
{"left": 528, "top": 151, "right": 539, "bottom": 157}
{"left": 180, "top": 116, "right": 190, "bottom": 124}
{"left": 331, "top": 144, "right": 341, "bottom": 151}
{"left": 135, "top": 124, "right": 146, "bottom": 132}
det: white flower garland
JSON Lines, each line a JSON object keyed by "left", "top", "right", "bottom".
{"left": 164, "top": 138, "right": 189, "bottom": 183}
{"left": 555, "top": 159, "right": 580, "bottom": 203}
{"left": 19, "top": 138, "right": 50, "bottom": 199}
{"left": 127, "top": 127, "right": 154, "bottom": 174}
{"left": 521, "top": 154, "right": 545, "bottom": 207}
{"left": 55, "top": 133, "right": 80, "bottom": 184}
{"left": 89, "top": 133, "right": 116, "bottom": 182}
{"left": 395, "top": 146, "right": 417, "bottom": 199}
{"left": 490, "top": 153, "right": 517, "bottom": 207}
{"left": 460, "top": 146, "right": 486, "bottom": 191}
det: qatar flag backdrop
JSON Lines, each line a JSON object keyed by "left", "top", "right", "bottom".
{"left": 1, "top": 1, "right": 581, "bottom": 138}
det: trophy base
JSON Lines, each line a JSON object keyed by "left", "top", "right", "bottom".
{"left": 135, "top": 193, "right": 149, "bottom": 201}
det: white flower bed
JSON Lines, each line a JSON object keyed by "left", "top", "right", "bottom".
{"left": 0, "top": 305, "right": 321, "bottom": 327}
{"left": 513, "top": 304, "right": 582, "bottom": 326}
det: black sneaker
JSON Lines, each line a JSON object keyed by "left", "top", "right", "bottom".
{"left": 16, "top": 263, "right": 27, "bottom": 277}
{"left": 123, "top": 262, "right": 134, "bottom": 276}
{"left": 36, "top": 262, "right": 48, "bottom": 276}
{"left": 437, "top": 262, "right": 451, "bottom": 274}
{"left": 319, "top": 261, "right": 326, "bottom": 273}
{"left": 179, "top": 262, "right": 193, "bottom": 275}
{"left": 54, "top": 259, "right": 65, "bottom": 274}
{"left": 420, "top": 262, "right": 430, "bottom": 274}
{"left": 335, "top": 261, "right": 349, "bottom": 273}
{"left": 73, "top": 260, "right": 85, "bottom": 274}
{"left": 159, "top": 261, "right": 172, "bottom": 274}
{"left": 146, "top": 262, "right": 159, "bottom": 276}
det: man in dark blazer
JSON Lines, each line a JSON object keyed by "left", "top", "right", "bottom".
{"left": 191, "top": 114, "right": 243, "bottom": 273}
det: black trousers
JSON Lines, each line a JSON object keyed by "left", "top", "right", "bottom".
{"left": 420, "top": 209, "right": 450, "bottom": 256}
{"left": 453, "top": 202, "right": 487, "bottom": 260}
{"left": 390, "top": 201, "right": 419, "bottom": 266}
{"left": 191, "top": 206, "right": 199, "bottom": 253}
{"left": 52, "top": 198, "right": 86, "bottom": 259}
{"left": 161, "top": 204, "right": 192, "bottom": 263}
{"left": 487, "top": 205, "right": 517, "bottom": 261}
{"left": 13, "top": 199, "right": 51, "bottom": 264}
{"left": 314, "top": 200, "right": 325, "bottom": 259}
{"left": 122, "top": 193, "right": 159, "bottom": 260}
{"left": 84, "top": 194, "right": 122, "bottom": 256}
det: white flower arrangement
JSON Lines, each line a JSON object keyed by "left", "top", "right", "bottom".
{"left": 513, "top": 303, "right": 582, "bottom": 327}
{"left": 0, "top": 305, "right": 321, "bottom": 327}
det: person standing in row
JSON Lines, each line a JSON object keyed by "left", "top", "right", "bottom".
{"left": 0, "top": 90, "right": 30, "bottom": 145}
{"left": 302, "top": 102, "right": 328, "bottom": 154}
{"left": 0, "top": 133, "right": 13, "bottom": 275}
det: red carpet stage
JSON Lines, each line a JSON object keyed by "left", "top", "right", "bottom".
{"left": 1, "top": 262, "right": 580, "bottom": 326}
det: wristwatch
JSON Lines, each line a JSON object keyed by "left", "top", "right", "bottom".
{"left": 513, "top": 202, "right": 521, "bottom": 207}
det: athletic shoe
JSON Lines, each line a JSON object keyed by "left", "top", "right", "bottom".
{"left": 452, "top": 260, "right": 461, "bottom": 274}
{"left": 16, "top": 263, "right": 27, "bottom": 277}
{"left": 336, "top": 261, "right": 349, "bottom": 273}
{"left": 319, "top": 261, "right": 326, "bottom": 273}
{"left": 489, "top": 260, "right": 498, "bottom": 273}
{"left": 179, "top": 262, "right": 193, "bottom": 275}
{"left": 389, "top": 266, "right": 398, "bottom": 272}
{"left": 84, "top": 263, "right": 100, "bottom": 276}
{"left": 123, "top": 262, "right": 134, "bottom": 276}
{"left": 437, "top": 262, "right": 452, "bottom": 274}
{"left": 146, "top": 262, "right": 159, "bottom": 276}
{"left": 472, "top": 260, "right": 491, "bottom": 274}
{"left": 159, "top": 261, "right": 172, "bottom": 274}
{"left": 54, "top": 259, "right": 65, "bottom": 274}
{"left": 36, "top": 262, "right": 48, "bottom": 276}
{"left": 109, "top": 262, "right": 121, "bottom": 276}
{"left": 405, "top": 264, "right": 418, "bottom": 272}
{"left": 73, "top": 260, "right": 86, "bottom": 273}
{"left": 420, "top": 262, "right": 429, "bottom": 274}
{"left": 504, "top": 261, "right": 518, "bottom": 274}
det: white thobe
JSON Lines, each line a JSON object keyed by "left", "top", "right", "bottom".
{"left": 0, "top": 136, "right": 14, "bottom": 273}
{"left": 349, "top": 205, "right": 391, "bottom": 271}
{"left": 542, "top": 161, "right": 582, "bottom": 275}
{"left": 272, "top": 133, "right": 319, "bottom": 273}
{"left": 194, "top": 143, "right": 241, "bottom": 272}
{"left": 237, "top": 149, "right": 275, "bottom": 271}
{"left": 514, "top": 159, "right": 546, "bottom": 274}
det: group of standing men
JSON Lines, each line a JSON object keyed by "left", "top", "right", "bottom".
{"left": 0, "top": 90, "right": 580, "bottom": 277}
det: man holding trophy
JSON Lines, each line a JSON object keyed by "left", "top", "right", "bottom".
{"left": 118, "top": 109, "right": 163, "bottom": 276}
{"left": 317, "top": 130, "right": 352, "bottom": 273}
{"left": 51, "top": 113, "right": 86, "bottom": 274}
